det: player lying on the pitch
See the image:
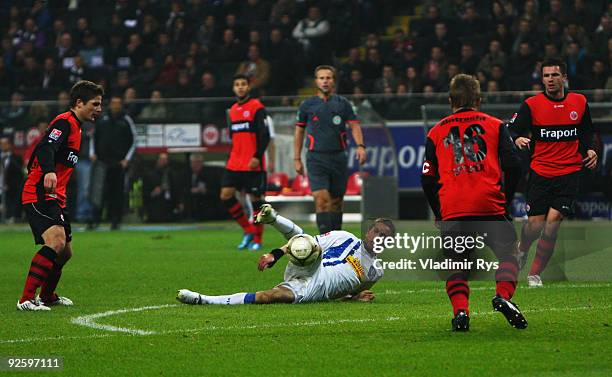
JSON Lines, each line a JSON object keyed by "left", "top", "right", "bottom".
{"left": 177, "top": 204, "right": 395, "bottom": 304}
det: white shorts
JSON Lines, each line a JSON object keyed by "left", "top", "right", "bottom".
{"left": 276, "top": 263, "right": 327, "bottom": 303}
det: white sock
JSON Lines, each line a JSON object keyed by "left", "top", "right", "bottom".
{"left": 273, "top": 215, "right": 303, "bottom": 240}
{"left": 201, "top": 292, "right": 253, "bottom": 305}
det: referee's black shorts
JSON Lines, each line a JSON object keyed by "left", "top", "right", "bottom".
{"left": 221, "top": 169, "right": 267, "bottom": 196}
{"left": 526, "top": 170, "right": 579, "bottom": 217}
{"left": 306, "top": 151, "right": 348, "bottom": 198}
{"left": 24, "top": 200, "right": 72, "bottom": 245}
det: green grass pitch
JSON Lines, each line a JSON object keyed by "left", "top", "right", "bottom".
{"left": 0, "top": 222, "right": 610, "bottom": 377}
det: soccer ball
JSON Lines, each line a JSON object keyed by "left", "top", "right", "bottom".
{"left": 287, "top": 234, "right": 321, "bottom": 266}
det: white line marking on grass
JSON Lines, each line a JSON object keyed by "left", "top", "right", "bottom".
{"left": 70, "top": 304, "right": 178, "bottom": 335}
{"left": 380, "top": 282, "right": 612, "bottom": 295}
{"left": 1, "top": 303, "right": 609, "bottom": 345}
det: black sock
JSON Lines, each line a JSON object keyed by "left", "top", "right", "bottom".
{"left": 331, "top": 212, "right": 343, "bottom": 230}
{"left": 316, "top": 212, "right": 332, "bottom": 234}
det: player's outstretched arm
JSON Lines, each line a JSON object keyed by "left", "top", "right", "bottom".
{"left": 257, "top": 245, "right": 288, "bottom": 271}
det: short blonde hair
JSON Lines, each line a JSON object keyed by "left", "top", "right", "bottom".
{"left": 449, "top": 74, "right": 480, "bottom": 109}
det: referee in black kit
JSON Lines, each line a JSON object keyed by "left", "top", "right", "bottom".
{"left": 294, "top": 65, "right": 367, "bottom": 233}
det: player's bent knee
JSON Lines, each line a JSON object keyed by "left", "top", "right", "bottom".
{"left": 42, "top": 226, "right": 66, "bottom": 253}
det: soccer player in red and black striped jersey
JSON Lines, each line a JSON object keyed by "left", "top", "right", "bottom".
{"left": 421, "top": 74, "right": 527, "bottom": 331}
{"left": 509, "top": 58, "right": 598, "bottom": 287}
{"left": 18, "top": 80, "right": 103, "bottom": 311}
{"left": 220, "top": 74, "right": 271, "bottom": 250}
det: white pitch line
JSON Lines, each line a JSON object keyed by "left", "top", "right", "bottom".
{"left": 380, "top": 282, "right": 612, "bottom": 295}
{"left": 70, "top": 304, "right": 178, "bottom": 335}
{"left": 2, "top": 304, "right": 610, "bottom": 345}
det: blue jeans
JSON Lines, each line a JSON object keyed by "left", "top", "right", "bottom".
{"left": 75, "top": 159, "right": 93, "bottom": 222}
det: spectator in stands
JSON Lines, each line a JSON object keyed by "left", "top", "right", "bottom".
{"left": 416, "top": 4, "right": 442, "bottom": 38}
{"left": 184, "top": 153, "right": 218, "bottom": 221}
{"left": 265, "top": 27, "right": 298, "bottom": 95}
{"left": 339, "top": 48, "right": 364, "bottom": 86}
{"left": 55, "top": 31, "right": 77, "bottom": 69}
{"left": 373, "top": 64, "right": 398, "bottom": 93}
{"left": 241, "top": 0, "right": 270, "bottom": 29}
{"left": 16, "top": 56, "right": 42, "bottom": 92}
{"left": 143, "top": 153, "right": 182, "bottom": 223}
{"left": 1, "top": 92, "right": 29, "bottom": 130}
{"left": 67, "top": 55, "right": 87, "bottom": 85}
{"left": 170, "top": 70, "right": 197, "bottom": 98}
{"left": 491, "top": 22, "right": 513, "bottom": 54}
{"left": 91, "top": 96, "right": 137, "bottom": 230}
{"left": 123, "top": 87, "right": 142, "bottom": 119}
{"left": 212, "top": 28, "right": 245, "bottom": 63}
{"left": 41, "top": 57, "right": 66, "bottom": 93}
{"left": 127, "top": 33, "right": 147, "bottom": 68}
{"left": 512, "top": 18, "right": 540, "bottom": 54}
{"left": 156, "top": 54, "right": 179, "bottom": 88}
{"left": 564, "top": 41, "right": 588, "bottom": 88}
{"left": 593, "top": 14, "right": 612, "bottom": 56}
{"left": 0, "top": 136, "right": 23, "bottom": 223}
{"left": 425, "top": 21, "right": 459, "bottom": 60}
{"left": 584, "top": 59, "right": 609, "bottom": 89}
{"left": 459, "top": 3, "right": 487, "bottom": 37}
{"left": 562, "top": 21, "right": 592, "bottom": 53}
{"left": 542, "top": 18, "right": 564, "bottom": 51}
{"left": 403, "top": 66, "right": 423, "bottom": 93}
{"left": 423, "top": 46, "right": 447, "bottom": 89}
{"left": 292, "top": 5, "right": 331, "bottom": 69}
{"left": 0, "top": 58, "right": 14, "bottom": 100}
{"left": 236, "top": 44, "right": 270, "bottom": 95}
{"left": 489, "top": 1, "right": 514, "bottom": 28}
{"left": 362, "top": 47, "right": 383, "bottom": 82}
{"left": 543, "top": 42, "right": 561, "bottom": 60}
{"left": 544, "top": 0, "right": 570, "bottom": 27}
{"left": 477, "top": 39, "right": 507, "bottom": 76}
{"left": 79, "top": 30, "right": 105, "bottom": 68}
{"left": 196, "top": 15, "right": 216, "bottom": 54}
{"left": 27, "top": 102, "right": 49, "bottom": 126}
{"left": 132, "top": 57, "right": 159, "bottom": 92}
{"left": 139, "top": 90, "right": 168, "bottom": 122}
{"left": 507, "top": 42, "right": 537, "bottom": 89}
{"left": 459, "top": 43, "right": 479, "bottom": 75}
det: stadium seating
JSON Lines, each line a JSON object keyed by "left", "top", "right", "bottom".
{"left": 265, "top": 172, "right": 289, "bottom": 196}
{"left": 282, "top": 175, "right": 311, "bottom": 196}
{"left": 345, "top": 172, "right": 368, "bottom": 195}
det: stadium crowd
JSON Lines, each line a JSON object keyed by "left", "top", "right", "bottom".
{"left": 1, "top": 0, "right": 612, "bottom": 224}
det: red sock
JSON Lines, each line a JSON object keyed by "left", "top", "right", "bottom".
{"left": 223, "top": 197, "right": 253, "bottom": 233}
{"left": 40, "top": 263, "right": 64, "bottom": 301}
{"left": 20, "top": 246, "right": 56, "bottom": 303}
{"left": 253, "top": 223, "right": 264, "bottom": 244}
{"left": 495, "top": 258, "right": 518, "bottom": 300}
{"left": 446, "top": 277, "right": 470, "bottom": 316}
{"left": 529, "top": 236, "right": 556, "bottom": 276}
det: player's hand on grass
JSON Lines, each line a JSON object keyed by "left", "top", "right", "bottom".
{"left": 258, "top": 253, "right": 275, "bottom": 271}
{"left": 352, "top": 290, "right": 375, "bottom": 302}
{"left": 248, "top": 157, "right": 260, "bottom": 170}
{"left": 43, "top": 172, "right": 57, "bottom": 193}
{"left": 583, "top": 149, "right": 597, "bottom": 170}
{"left": 294, "top": 159, "right": 304, "bottom": 175}
{"left": 356, "top": 147, "right": 367, "bottom": 165}
{"left": 515, "top": 137, "right": 531, "bottom": 150}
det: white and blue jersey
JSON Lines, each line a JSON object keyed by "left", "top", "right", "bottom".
{"left": 279, "top": 230, "right": 384, "bottom": 303}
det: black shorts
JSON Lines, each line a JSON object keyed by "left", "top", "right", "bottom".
{"left": 526, "top": 170, "right": 579, "bottom": 217}
{"left": 24, "top": 201, "right": 72, "bottom": 245}
{"left": 440, "top": 215, "right": 517, "bottom": 260}
{"left": 306, "top": 151, "right": 348, "bottom": 197}
{"left": 221, "top": 169, "right": 267, "bottom": 196}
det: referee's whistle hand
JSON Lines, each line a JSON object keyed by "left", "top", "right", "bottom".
{"left": 356, "top": 148, "right": 367, "bottom": 165}
{"left": 43, "top": 172, "right": 57, "bottom": 193}
{"left": 294, "top": 159, "right": 304, "bottom": 175}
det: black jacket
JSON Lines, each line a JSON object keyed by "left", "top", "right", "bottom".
{"left": 93, "top": 111, "right": 137, "bottom": 164}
